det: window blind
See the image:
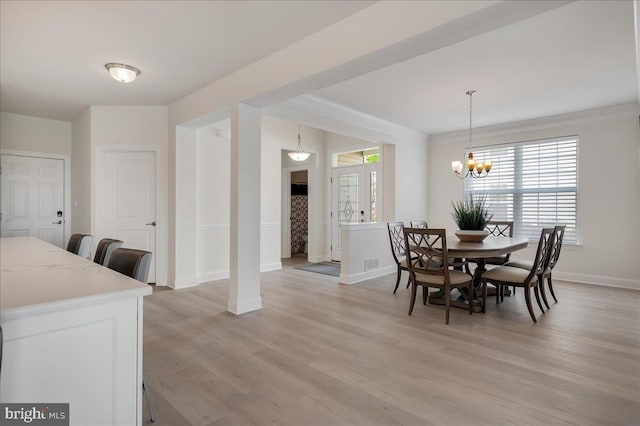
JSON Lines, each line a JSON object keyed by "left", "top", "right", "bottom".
{"left": 465, "top": 137, "right": 578, "bottom": 243}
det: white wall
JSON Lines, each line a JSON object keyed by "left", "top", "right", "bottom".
{"left": 268, "top": 117, "right": 327, "bottom": 263}
{"left": 196, "top": 127, "right": 230, "bottom": 282}
{"left": 1, "top": 112, "right": 71, "bottom": 155}
{"left": 69, "top": 106, "right": 169, "bottom": 284}
{"left": 194, "top": 115, "right": 327, "bottom": 281}
{"left": 395, "top": 137, "right": 429, "bottom": 223}
{"left": 428, "top": 103, "right": 640, "bottom": 289}
{"left": 1, "top": 112, "right": 74, "bottom": 242}
{"left": 71, "top": 108, "right": 92, "bottom": 235}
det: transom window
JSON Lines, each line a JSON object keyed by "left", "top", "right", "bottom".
{"left": 465, "top": 136, "right": 578, "bottom": 243}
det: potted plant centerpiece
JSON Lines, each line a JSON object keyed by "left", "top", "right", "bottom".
{"left": 451, "top": 195, "right": 493, "bottom": 242}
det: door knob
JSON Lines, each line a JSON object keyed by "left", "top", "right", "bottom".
{"left": 52, "top": 220, "right": 63, "bottom": 224}
{"left": 146, "top": 221, "right": 157, "bottom": 226}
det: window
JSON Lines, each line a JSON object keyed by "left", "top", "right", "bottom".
{"left": 465, "top": 136, "right": 578, "bottom": 243}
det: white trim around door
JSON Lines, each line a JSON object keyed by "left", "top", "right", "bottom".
{"left": 0, "top": 149, "right": 72, "bottom": 247}
{"left": 95, "top": 144, "right": 166, "bottom": 285}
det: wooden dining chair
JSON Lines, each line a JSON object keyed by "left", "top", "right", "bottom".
{"left": 507, "top": 225, "right": 565, "bottom": 307}
{"left": 410, "top": 220, "right": 428, "bottom": 229}
{"left": 403, "top": 228, "right": 473, "bottom": 324}
{"left": 481, "top": 228, "right": 555, "bottom": 323}
{"left": 387, "top": 222, "right": 411, "bottom": 294}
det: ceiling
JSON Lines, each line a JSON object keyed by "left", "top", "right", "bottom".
{"left": 313, "top": 0, "right": 639, "bottom": 134}
{"left": 0, "top": 0, "right": 372, "bottom": 121}
{"left": 1, "top": 1, "right": 638, "bottom": 135}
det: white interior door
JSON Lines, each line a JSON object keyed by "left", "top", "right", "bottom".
{"left": 0, "top": 155, "right": 65, "bottom": 247}
{"left": 331, "top": 163, "right": 382, "bottom": 261}
{"left": 105, "top": 151, "right": 156, "bottom": 282}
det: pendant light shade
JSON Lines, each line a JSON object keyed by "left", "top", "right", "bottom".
{"left": 288, "top": 126, "right": 311, "bottom": 161}
{"left": 105, "top": 63, "right": 141, "bottom": 83}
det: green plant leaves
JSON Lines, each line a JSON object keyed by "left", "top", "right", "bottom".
{"left": 451, "top": 195, "right": 494, "bottom": 230}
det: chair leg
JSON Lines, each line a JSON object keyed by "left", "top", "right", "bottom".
{"left": 547, "top": 273, "right": 558, "bottom": 303}
{"left": 393, "top": 265, "right": 401, "bottom": 294}
{"left": 495, "top": 284, "right": 500, "bottom": 304}
{"left": 500, "top": 285, "right": 505, "bottom": 303}
{"left": 423, "top": 286, "right": 428, "bottom": 305}
{"left": 445, "top": 286, "right": 451, "bottom": 324}
{"left": 143, "top": 377, "right": 156, "bottom": 423}
{"left": 524, "top": 286, "right": 537, "bottom": 323}
{"left": 406, "top": 275, "right": 411, "bottom": 289}
{"left": 408, "top": 281, "right": 417, "bottom": 315}
{"left": 538, "top": 275, "right": 550, "bottom": 310}
{"left": 534, "top": 285, "right": 545, "bottom": 313}
{"left": 481, "top": 280, "right": 488, "bottom": 313}
{"left": 468, "top": 282, "right": 473, "bottom": 315}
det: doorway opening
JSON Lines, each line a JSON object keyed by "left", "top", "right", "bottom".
{"left": 290, "top": 170, "right": 308, "bottom": 261}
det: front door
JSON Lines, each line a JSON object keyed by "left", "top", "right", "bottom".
{"left": 104, "top": 151, "right": 157, "bottom": 282}
{"left": 0, "top": 155, "right": 65, "bottom": 247}
{"left": 330, "top": 163, "right": 381, "bottom": 261}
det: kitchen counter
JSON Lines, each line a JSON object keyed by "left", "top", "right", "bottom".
{"left": 0, "top": 237, "right": 152, "bottom": 425}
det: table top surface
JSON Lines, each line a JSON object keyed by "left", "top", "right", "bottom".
{"left": 445, "top": 235, "right": 529, "bottom": 258}
{"left": 1, "top": 237, "right": 152, "bottom": 315}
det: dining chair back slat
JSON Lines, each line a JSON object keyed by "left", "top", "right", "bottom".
{"left": 481, "top": 227, "right": 555, "bottom": 323}
{"left": 387, "top": 221, "right": 411, "bottom": 294}
{"left": 410, "top": 220, "right": 428, "bottom": 229}
{"left": 403, "top": 228, "right": 473, "bottom": 324}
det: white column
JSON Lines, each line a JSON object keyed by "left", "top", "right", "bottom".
{"left": 228, "top": 103, "right": 262, "bottom": 314}
{"left": 171, "top": 126, "right": 198, "bottom": 288}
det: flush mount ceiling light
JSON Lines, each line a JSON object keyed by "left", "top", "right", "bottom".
{"left": 105, "top": 63, "right": 141, "bottom": 83}
{"left": 288, "top": 125, "right": 311, "bottom": 162}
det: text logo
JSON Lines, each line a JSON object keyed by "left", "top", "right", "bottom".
{"left": 0, "top": 404, "right": 68, "bottom": 426}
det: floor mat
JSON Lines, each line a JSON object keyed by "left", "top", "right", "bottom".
{"left": 293, "top": 262, "right": 340, "bottom": 277}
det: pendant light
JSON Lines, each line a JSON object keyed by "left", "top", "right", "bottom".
{"left": 288, "top": 125, "right": 311, "bottom": 161}
{"left": 451, "top": 90, "right": 493, "bottom": 179}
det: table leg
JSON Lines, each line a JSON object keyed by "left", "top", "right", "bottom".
{"left": 427, "top": 258, "right": 509, "bottom": 312}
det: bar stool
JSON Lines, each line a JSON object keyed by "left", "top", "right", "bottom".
{"left": 66, "top": 234, "right": 93, "bottom": 259}
{"left": 107, "top": 248, "right": 156, "bottom": 422}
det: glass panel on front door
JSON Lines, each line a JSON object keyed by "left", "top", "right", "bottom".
{"left": 338, "top": 173, "right": 358, "bottom": 224}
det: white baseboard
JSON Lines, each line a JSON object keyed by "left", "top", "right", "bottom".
{"left": 339, "top": 265, "right": 395, "bottom": 285}
{"left": 308, "top": 253, "right": 330, "bottom": 263}
{"left": 168, "top": 276, "right": 199, "bottom": 289}
{"left": 554, "top": 272, "right": 640, "bottom": 290}
{"left": 228, "top": 296, "right": 262, "bottom": 315}
{"left": 260, "top": 262, "right": 282, "bottom": 272}
{"left": 197, "top": 262, "right": 283, "bottom": 284}
{"left": 197, "top": 270, "right": 229, "bottom": 283}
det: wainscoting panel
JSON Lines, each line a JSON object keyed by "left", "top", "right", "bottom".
{"left": 197, "top": 223, "right": 282, "bottom": 284}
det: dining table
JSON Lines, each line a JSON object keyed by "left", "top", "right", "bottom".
{"left": 428, "top": 235, "right": 529, "bottom": 312}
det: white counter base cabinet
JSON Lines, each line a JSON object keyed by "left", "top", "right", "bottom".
{"left": 0, "top": 237, "right": 151, "bottom": 426}
{"left": 1, "top": 298, "right": 143, "bottom": 425}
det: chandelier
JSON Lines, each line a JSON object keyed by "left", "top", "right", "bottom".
{"left": 451, "top": 90, "right": 492, "bottom": 179}
{"left": 288, "top": 125, "right": 311, "bottom": 161}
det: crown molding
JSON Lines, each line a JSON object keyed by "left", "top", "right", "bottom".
{"left": 430, "top": 102, "right": 640, "bottom": 143}
{"left": 267, "top": 94, "right": 427, "bottom": 145}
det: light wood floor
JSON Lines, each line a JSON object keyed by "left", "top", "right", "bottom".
{"left": 143, "top": 264, "right": 640, "bottom": 426}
